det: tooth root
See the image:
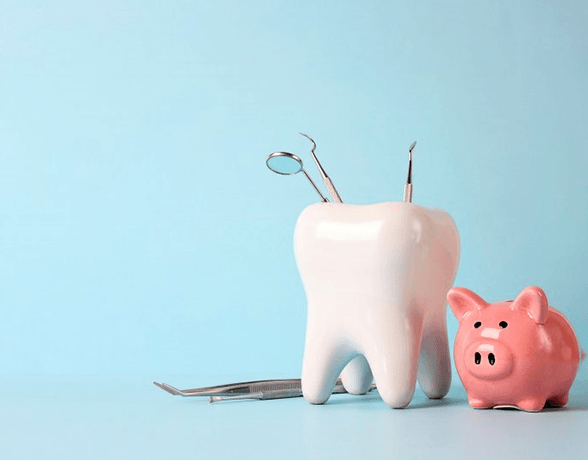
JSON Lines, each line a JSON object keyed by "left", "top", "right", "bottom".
{"left": 301, "top": 332, "right": 354, "bottom": 405}
{"left": 341, "top": 355, "right": 373, "bottom": 395}
{"left": 364, "top": 314, "right": 424, "bottom": 409}
{"left": 417, "top": 316, "right": 452, "bottom": 399}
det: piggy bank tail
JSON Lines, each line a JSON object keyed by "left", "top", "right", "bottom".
{"left": 582, "top": 348, "right": 587, "bottom": 364}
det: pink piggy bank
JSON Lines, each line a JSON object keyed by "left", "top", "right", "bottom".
{"left": 448, "top": 286, "right": 585, "bottom": 412}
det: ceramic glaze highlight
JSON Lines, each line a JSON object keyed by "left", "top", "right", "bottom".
{"left": 448, "top": 286, "right": 584, "bottom": 412}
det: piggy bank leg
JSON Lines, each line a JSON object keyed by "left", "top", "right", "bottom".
{"left": 340, "top": 355, "right": 373, "bottom": 395}
{"left": 547, "top": 391, "right": 569, "bottom": 407}
{"left": 416, "top": 313, "right": 452, "bottom": 399}
{"left": 468, "top": 397, "right": 493, "bottom": 409}
{"left": 365, "top": 313, "right": 424, "bottom": 409}
{"left": 516, "top": 397, "right": 546, "bottom": 412}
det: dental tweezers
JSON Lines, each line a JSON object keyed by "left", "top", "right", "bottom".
{"left": 154, "top": 378, "right": 377, "bottom": 402}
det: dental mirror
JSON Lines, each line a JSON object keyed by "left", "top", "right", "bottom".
{"left": 266, "top": 151, "right": 303, "bottom": 175}
{"left": 266, "top": 151, "right": 329, "bottom": 202}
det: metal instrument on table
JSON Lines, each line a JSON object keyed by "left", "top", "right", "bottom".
{"left": 154, "top": 378, "right": 377, "bottom": 403}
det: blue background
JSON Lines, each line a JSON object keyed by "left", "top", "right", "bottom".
{"left": 1, "top": 1, "right": 587, "bottom": 458}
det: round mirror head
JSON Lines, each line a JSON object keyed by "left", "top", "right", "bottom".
{"left": 266, "top": 151, "right": 303, "bottom": 175}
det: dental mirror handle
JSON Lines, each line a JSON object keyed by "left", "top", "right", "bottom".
{"left": 301, "top": 169, "right": 329, "bottom": 202}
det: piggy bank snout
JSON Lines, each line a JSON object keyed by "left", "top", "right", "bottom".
{"left": 463, "top": 341, "right": 513, "bottom": 380}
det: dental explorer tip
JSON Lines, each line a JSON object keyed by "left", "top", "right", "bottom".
{"left": 299, "top": 132, "right": 317, "bottom": 150}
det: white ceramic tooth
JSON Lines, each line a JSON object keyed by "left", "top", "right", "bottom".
{"left": 294, "top": 202, "right": 460, "bottom": 408}
{"left": 340, "top": 354, "right": 373, "bottom": 395}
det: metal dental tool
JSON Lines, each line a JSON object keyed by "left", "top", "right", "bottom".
{"left": 299, "top": 133, "right": 343, "bottom": 203}
{"left": 266, "top": 151, "right": 329, "bottom": 202}
{"left": 403, "top": 141, "right": 417, "bottom": 203}
{"left": 153, "top": 378, "right": 377, "bottom": 402}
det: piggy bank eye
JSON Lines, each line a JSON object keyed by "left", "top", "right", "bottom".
{"left": 499, "top": 321, "right": 508, "bottom": 328}
{"left": 474, "top": 321, "right": 481, "bottom": 328}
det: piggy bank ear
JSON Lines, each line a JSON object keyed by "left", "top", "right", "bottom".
{"left": 447, "top": 287, "right": 488, "bottom": 321}
{"left": 513, "top": 286, "right": 548, "bottom": 325}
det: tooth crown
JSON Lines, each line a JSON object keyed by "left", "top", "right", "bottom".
{"left": 294, "top": 202, "right": 460, "bottom": 408}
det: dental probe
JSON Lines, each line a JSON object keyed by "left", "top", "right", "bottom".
{"left": 299, "top": 132, "right": 343, "bottom": 203}
{"left": 403, "top": 141, "right": 417, "bottom": 203}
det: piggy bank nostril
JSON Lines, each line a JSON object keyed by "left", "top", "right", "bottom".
{"left": 475, "top": 352, "right": 481, "bottom": 365}
{"left": 489, "top": 353, "right": 496, "bottom": 366}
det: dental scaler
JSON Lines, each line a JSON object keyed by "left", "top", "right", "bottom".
{"left": 403, "top": 141, "right": 417, "bottom": 203}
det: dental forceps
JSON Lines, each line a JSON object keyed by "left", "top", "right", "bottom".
{"left": 154, "top": 378, "right": 377, "bottom": 402}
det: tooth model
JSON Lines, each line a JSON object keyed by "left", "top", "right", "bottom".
{"left": 294, "top": 202, "right": 460, "bottom": 408}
